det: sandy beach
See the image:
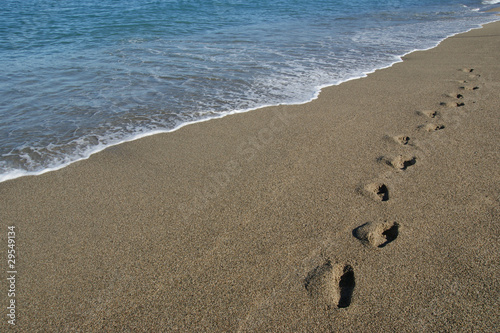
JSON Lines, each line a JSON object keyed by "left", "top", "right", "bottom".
{"left": 1, "top": 14, "right": 499, "bottom": 332}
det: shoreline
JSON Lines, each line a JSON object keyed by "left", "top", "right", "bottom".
{"left": 1, "top": 17, "right": 499, "bottom": 332}
{"left": 1, "top": 14, "right": 499, "bottom": 184}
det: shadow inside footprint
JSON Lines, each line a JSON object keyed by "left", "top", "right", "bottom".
{"left": 379, "top": 223, "right": 399, "bottom": 248}
{"left": 337, "top": 265, "right": 355, "bottom": 308}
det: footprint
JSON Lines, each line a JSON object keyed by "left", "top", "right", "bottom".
{"left": 385, "top": 155, "right": 416, "bottom": 171}
{"left": 393, "top": 135, "right": 410, "bottom": 145}
{"left": 444, "top": 93, "right": 464, "bottom": 99}
{"left": 421, "top": 123, "right": 445, "bottom": 132}
{"left": 305, "top": 261, "right": 355, "bottom": 309}
{"left": 363, "top": 182, "right": 389, "bottom": 201}
{"left": 353, "top": 221, "right": 399, "bottom": 248}
{"left": 417, "top": 110, "right": 437, "bottom": 118}
{"left": 440, "top": 101, "right": 465, "bottom": 108}
{"left": 460, "top": 85, "right": 479, "bottom": 91}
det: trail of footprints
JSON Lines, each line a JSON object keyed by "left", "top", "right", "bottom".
{"left": 303, "top": 68, "right": 481, "bottom": 310}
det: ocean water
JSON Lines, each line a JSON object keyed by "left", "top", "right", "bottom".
{"left": 1, "top": 0, "right": 499, "bottom": 182}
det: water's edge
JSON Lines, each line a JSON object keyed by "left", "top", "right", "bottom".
{"left": 1, "top": 18, "right": 498, "bottom": 184}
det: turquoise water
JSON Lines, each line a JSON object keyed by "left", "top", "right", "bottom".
{"left": 1, "top": 0, "right": 499, "bottom": 181}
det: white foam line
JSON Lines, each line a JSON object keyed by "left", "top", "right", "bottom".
{"left": 1, "top": 15, "right": 499, "bottom": 184}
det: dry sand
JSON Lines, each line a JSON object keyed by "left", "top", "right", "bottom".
{"left": 1, "top": 18, "right": 499, "bottom": 332}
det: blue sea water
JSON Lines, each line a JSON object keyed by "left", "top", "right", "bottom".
{"left": 0, "top": 0, "right": 499, "bottom": 182}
